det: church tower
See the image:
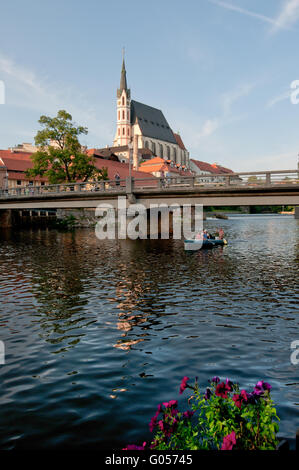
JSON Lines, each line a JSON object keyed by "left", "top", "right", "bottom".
{"left": 115, "top": 56, "right": 131, "bottom": 146}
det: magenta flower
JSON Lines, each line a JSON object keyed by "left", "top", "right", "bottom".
{"left": 162, "top": 400, "right": 178, "bottom": 409}
{"left": 233, "top": 389, "right": 248, "bottom": 409}
{"left": 254, "top": 380, "right": 272, "bottom": 396}
{"left": 123, "top": 442, "right": 146, "bottom": 450}
{"left": 149, "top": 411, "right": 159, "bottom": 432}
{"left": 215, "top": 381, "right": 231, "bottom": 398}
{"left": 211, "top": 376, "right": 220, "bottom": 384}
{"left": 158, "top": 420, "right": 165, "bottom": 432}
{"left": 226, "top": 378, "right": 234, "bottom": 389}
{"left": 179, "top": 376, "right": 190, "bottom": 394}
{"left": 182, "top": 410, "right": 195, "bottom": 419}
{"left": 221, "top": 431, "right": 236, "bottom": 450}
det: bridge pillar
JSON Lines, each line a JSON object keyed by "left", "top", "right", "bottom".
{"left": 0, "top": 209, "right": 12, "bottom": 228}
{"left": 295, "top": 207, "right": 299, "bottom": 219}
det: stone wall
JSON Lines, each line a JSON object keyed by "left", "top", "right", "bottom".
{"left": 56, "top": 208, "right": 98, "bottom": 227}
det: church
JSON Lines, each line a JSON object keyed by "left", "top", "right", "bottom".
{"left": 100, "top": 58, "right": 190, "bottom": 169}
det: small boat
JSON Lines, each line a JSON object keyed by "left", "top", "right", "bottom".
{"left": 184, "top": 238, "right": 228, "bottom": 251}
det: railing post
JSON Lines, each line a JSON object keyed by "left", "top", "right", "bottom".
{"left": 126, "top": 176, "right": 133, "bottom": 193}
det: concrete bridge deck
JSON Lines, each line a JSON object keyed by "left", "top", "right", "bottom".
{"left": 0, "top": 170, "right": 298, "bottom": 210}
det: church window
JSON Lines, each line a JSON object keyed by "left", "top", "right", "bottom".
{"left": 123, "top": 127, "right": 125, "bottom": 135}
{"left": 145, "top": 141, "right": 149, "bottom": 149}
{"left": 118, "top": 111, "right": 120, "bottom": 120}
{"left": 160, "top": 144, "right": 163, "bottom": 157}
{"left": 173, "top": 148, "right": 177, "bottom": 163}
{"left": 127, "top": 128, "right": 130, "bottom": 136}
{"left": 127, "top": 111, "right": 129, "bottom": 120}
{"left": 122, "top": 110, "right": 125, "bottom": 120}
{"left": 152, "top": 142, "right": 156, "bottom": 154}
{"left": 122, "top": 96, "right": 125, "bottom": 106}
{"left": 167, "top": 146, "right": 170, "bottom": 159}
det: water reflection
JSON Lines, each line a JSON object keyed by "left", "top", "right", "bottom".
{"left": 0, "top": 216, "right": 298, "bottom": 449}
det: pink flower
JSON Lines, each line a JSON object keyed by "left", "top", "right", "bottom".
{"left": 215, "top": 382, "right": 231, "bottom": 399}
{"left": 221, "top": 431, "right": 236, "bottom": 450}
{"left": 233, "top": 389, "right": 248, "bottom": 409}
{"left": 123, "top": 442, "right": 146, "bottom": 450}
{"left": 149, "top": 411, "right": 159, "bottom": 432}
{"left": 162, "top": 400, "right": 178, "bottom": 409}
{"left": 179, "top": 376, "right": 190, "bottom": 394}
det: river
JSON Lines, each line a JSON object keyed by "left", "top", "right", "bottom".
{"left": 0, "top": 214, "right": 298, "bottom": 449}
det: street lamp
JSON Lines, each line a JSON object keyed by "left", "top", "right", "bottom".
{"left": 128, "top": 139, "right": 133, "bottom": 179}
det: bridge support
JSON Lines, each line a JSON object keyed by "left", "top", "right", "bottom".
{"left": 0, "top": 209, "right": 12, "bottom": 228}
{"left": 295, "top": 207, "right": 299, "bottom": 219}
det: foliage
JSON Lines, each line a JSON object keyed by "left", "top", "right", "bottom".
{"left": 55, "top": 214, "right": 76, "bottom": 230}
{"left": 123, "top": 377, "right": 279, "bottom": 451}
{"left": 26, "top": 110, "right": 102, "bottom": 184}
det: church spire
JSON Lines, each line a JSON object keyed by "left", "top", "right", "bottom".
{"left": 120, "top": 56, "right": 127, "bottom": 92}
{"left": 117, "top": 50, "right": 130, "bottom": 98}
{"left": 115, "top": 51, "right": 131, "bottom": 146}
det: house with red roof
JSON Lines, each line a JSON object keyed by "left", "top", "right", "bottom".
{"left": 138, "top": 156, "right": 192, "bottom": 178}
{"left": 0, "top": 148, "right": 157, "bottom": 191}
{"left": 190, "top": 159, "right": 236, "bottom": 183}
{"left": 0, "top": 150, "right": 48, "bottom": 191}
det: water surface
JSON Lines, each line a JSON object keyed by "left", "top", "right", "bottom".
{"left": 0, "top": 215, "right": 298, "bottom": 449}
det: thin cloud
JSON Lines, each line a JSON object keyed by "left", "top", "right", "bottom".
{"left": 221, "top": 83, "right": 255, "bottom": 116}
{"left": 270, "top": 0, "right": 299, "bottom": 33}
{"left": 0, "top": 52, "right": 113, "bottom": 145}
{"left": 209, "top": 0, "right": 297, "bottom": 31}
{"left": 266, "top": 89, "right": 292, "bottom": 108}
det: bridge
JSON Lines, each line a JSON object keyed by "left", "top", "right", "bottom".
{"left": 0, "top": 170, "right": 299, "bottom": 220}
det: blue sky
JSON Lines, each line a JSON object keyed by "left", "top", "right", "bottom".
{"left": 0, "top": 0, "right": 299, "bottom": 171}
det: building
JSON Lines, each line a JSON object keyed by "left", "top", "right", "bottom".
{"left": 0, "top": 150, "right": 47, "bottom": 190}
{"left": 190, "top": 159, "right": 235, "bottom": 183}
{"left": 0, "top": 148, "right": 156, "bottom": 191}
{"left": 138, "top": 157, "right": 192, "bottom": 178}
{"left": 111, "top": 58, "right": 190, "bottom": 169}
{"left": 8, "top": 143, "right": 38, "bottom": 153}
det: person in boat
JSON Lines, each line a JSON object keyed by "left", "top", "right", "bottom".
{"left": 195, "top": 231, "right": 204, "bottom": 240}
{"left": 195, "top": 230, "right": 210, "bottom": 240}
{"left": 218, "top": 228, "right": 224, "bottom": 239}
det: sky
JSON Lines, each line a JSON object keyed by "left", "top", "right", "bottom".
{"left": 0, "top": 0, "right": 299, "bottom": 171}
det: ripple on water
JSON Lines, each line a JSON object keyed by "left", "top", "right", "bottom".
{"left": 0, "top": 216, "right": 298, "bottom": 448}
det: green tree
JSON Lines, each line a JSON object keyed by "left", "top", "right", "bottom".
{"left": 27, "top": 110, "right": 104, "bottom": 184}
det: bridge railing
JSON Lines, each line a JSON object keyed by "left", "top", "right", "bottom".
{"left": 0, "top": 170, "right": 298, "bottom": 199}
{"left": 131, "top": 170, "right": 299, "bottom": 190}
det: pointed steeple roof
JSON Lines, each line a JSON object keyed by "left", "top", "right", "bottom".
{"left": 117, "top": 55, "right": 130, "bottom": 98}
{"left": 120, "top": 58, "right": 127, "bottom": 92}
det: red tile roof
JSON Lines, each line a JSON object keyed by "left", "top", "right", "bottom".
{"left": 0, "top": 150, "right": 157, "bottom": 184}
{"left": 173, "top": 133, "right": 186, "bottom": 150}
{"left": 7, "top": 172, "right": 47, "bottom": 182}
{"left": 191, "top": 159, "right": 233, "bottom": 174}
{"left": 139, "top": 157, "right": 193, "bottom": 176}
{"left": 94, "top": 158, "right": 156, "bottom": 183}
